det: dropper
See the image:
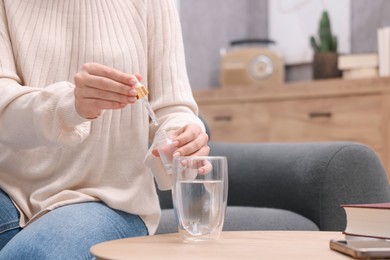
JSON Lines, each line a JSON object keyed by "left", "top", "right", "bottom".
{"left": 131, "top": 75, "right": 159, "bottom": 126}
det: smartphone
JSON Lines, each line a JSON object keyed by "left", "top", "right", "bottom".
{"left": 330, "top": 239, "right": 390, "bottom": 259}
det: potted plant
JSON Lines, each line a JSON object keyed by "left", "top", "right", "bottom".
{"left": 310, "top": 10, "right": 341, "bottom": 79}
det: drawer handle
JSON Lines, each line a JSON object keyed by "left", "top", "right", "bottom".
{"left": 309, "top": 112, "right": 332, "bottom": 118}
{"left": 213, "top": 115, "right": 232, "bottom": 122}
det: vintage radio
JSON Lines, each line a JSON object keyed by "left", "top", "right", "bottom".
{"left": 220, "top": 39, "right": 284, "bottom": 88}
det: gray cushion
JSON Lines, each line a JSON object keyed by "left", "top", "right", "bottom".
{"left": 223, "top": 206, "right": 319, "bottom": 231}
{"left": 155, "top": 206, "right": 319, "bottom": 235}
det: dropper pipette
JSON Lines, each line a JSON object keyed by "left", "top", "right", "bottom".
{"left": 131, "top": 75, "right": 159, "bottom": 126}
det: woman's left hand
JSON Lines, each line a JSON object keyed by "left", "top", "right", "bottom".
{"left": 152, "top": 123, "right": 209, "bottom": 157}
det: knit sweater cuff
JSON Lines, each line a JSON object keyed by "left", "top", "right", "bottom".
{"left": 144, "top": 153, "right": 173, "bottom": 191}
{"left": 57, "top": 89, "right": 89, "bottom": 126}
{"left": 54, "top": 86, "right": 91, "bottom": 143}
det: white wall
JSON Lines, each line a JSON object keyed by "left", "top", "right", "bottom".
{"left": 269, "top": 0, "right": 351, "bottom": 65}
{"left": 179, "top": 0, "right": 268, "bottom": 89}
{"left": 175, "top": 0, "right": 180, "bottom": 11}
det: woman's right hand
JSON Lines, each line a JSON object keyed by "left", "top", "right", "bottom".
{"left": 74, "top": 63, "right": 141, "bottom": 119}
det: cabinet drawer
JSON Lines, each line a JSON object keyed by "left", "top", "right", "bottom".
{"left": 268, "top": 94, "right": 384, "bottom": 153}
{"left": 200, "top": 102, "right": 270, "bottom": 142}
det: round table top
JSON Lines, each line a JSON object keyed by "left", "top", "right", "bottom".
{"left": 90, "top": 231, "right": 349, "bottom": 260}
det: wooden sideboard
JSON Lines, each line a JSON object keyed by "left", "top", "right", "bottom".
{"left": 193, "top": 77, "right": 390, "bottom": 180}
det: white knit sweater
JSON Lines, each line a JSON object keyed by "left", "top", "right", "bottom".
{"left": 0, "top": 0, "right": 203, "bottom": 234}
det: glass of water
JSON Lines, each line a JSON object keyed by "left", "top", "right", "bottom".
{"left": 172, "top": 156, "right": 228, "bottom": 242}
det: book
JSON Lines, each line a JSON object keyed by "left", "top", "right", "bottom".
{"left": 342, "top": 202, "right": 390, "bottom": 240}
{"left": 378, "top": 27, "right": 390, "bottom": 77}
{"left": 342, "top": 67, "right": 379, "bottom": 79}
{"left": 338, "top": 53, "right": 378, "bottom": 70}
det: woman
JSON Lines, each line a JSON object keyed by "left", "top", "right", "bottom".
{"left": 0, "top": 0, "right": 209, "bottom": 258}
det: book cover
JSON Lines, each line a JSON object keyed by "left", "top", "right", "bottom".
{"left": 378, "top": 27, "right": 390, "bottom": 76}
{"left": 338, "top": 53, "right": 378, "bottom": 70}
{"left": 342, "top": 68, "right": 379, "bottom": 79}
{"left": 342, "top": 202, "right": 390, "bottom": 240}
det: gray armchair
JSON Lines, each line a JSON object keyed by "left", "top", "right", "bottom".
{"left": 155, "top": 141, "right": 390, "bottom": 234}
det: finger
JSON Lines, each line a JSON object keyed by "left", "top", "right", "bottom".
{"left": 181, "top": 157, "right": 212, "bottom": 175}
{"left": 83, "top": 63, "right": 134, "bottom": 86}
{"left": 75, "top": 85, "right": 137, "bottom": 104}
{"left": 173, "top": 125, "right": 201, "bottom": 146}
{"left": 152, "top": 147, "right": 160, "bottom": 157}
{"left": 187, "top": 145, "right": 210, "bottom": 157}
{"left": 133, "top": 73, "right": 143, "bottom": 82}
{"left": 76, "top": 73, "right": 133, "bottom": 96}
{"left": 175, "top": 132, "right": 209, "bottom": 156}
{"left": 75, "top": 97, "right": 126, "bottom": 119}
{"left": 79, "top": 98, "right": 127, "bottom": 111}
{"left": 198, "top": 160, "right": 213, "bottom": 175}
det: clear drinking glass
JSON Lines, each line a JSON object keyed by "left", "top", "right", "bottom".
{"left": 172, "top": 156, "right": 228, "bottom": 242}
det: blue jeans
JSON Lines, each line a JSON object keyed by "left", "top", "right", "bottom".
{"left": 0, "top": 190, "right": 148, "bottom": 260}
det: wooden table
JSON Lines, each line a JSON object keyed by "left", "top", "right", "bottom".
{"left": 90, "top": 231, "right": 350, "bottom": 259}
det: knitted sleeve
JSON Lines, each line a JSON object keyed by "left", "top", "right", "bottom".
{"left": 144, "top": 0, "right": 205, "bottom": 190}
{"left": 0, "top": 1, "right": 90, "bottom": 149}
{"left": 146, "top": 0, "right": 204, "bottom": 133}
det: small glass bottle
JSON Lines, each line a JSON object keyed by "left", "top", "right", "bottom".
{"left": 155, "top": 129, "right": 176, "bottom": 174}
{"left": 131, "top": 75, "right": 159, "bottom": 126}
